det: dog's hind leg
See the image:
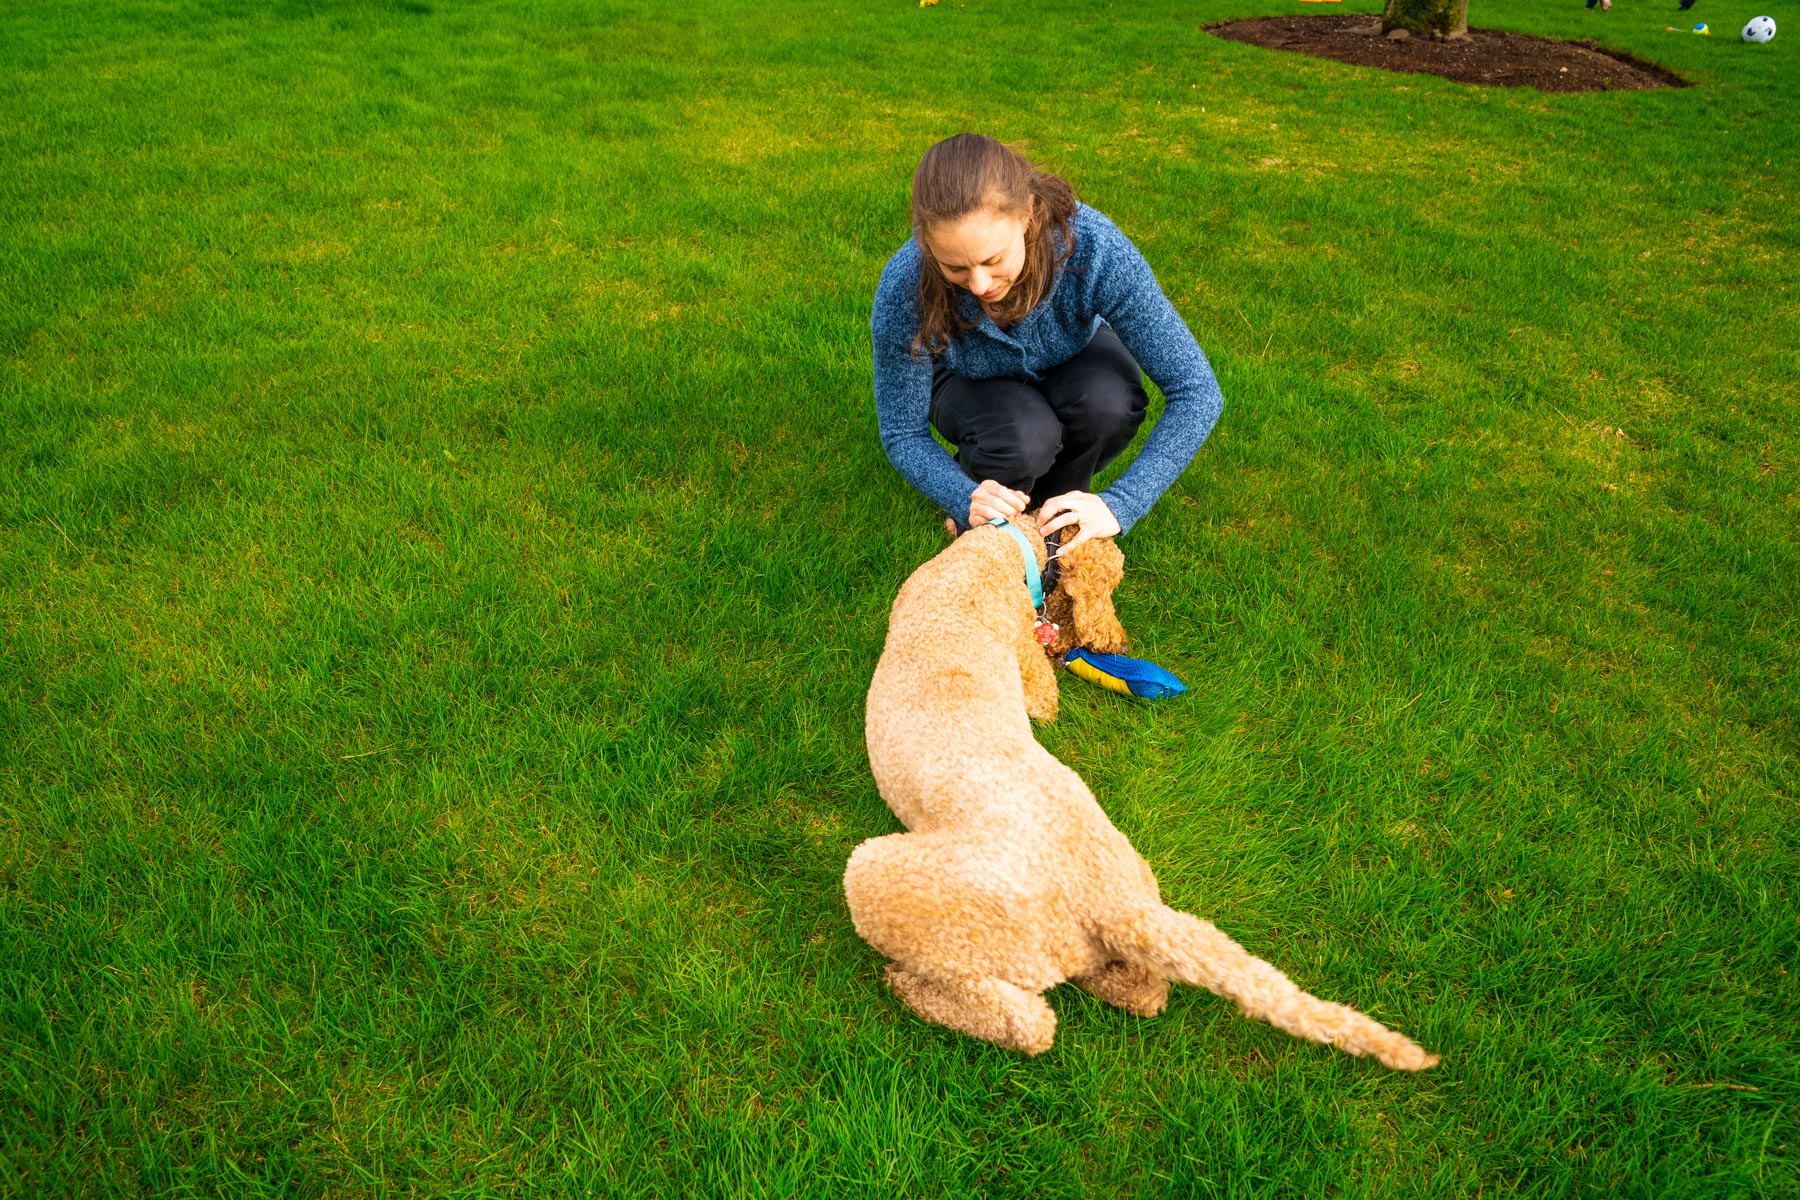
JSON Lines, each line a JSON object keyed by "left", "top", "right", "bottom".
{"left": 1073, "top": 959, "right": 1169, "bottom": 1017}
{"left": 846, "top": 833, "right": 1060, "bottom": 1053}
{"left": 886, "top": 966, "right": 1057, "bottom": 1055}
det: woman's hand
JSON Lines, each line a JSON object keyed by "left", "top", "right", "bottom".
{"left": 968, "top": 479, "right": 1031, "bottom": 528}
{"left": 1036, "top": 491, "right": 1120, "bottom": 553}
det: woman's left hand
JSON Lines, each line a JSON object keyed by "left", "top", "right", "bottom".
{"left": 1036, "top": 491, "right": 1121, "bottom": 554}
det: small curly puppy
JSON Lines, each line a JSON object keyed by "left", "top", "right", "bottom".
{"left": 846, "top": 522, "right": 1437, "bottom": 1069}
{"left": 1039, "top": 529, "right": 1127, "bottom": 661}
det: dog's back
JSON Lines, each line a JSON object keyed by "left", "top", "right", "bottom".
{"left": 865, "top": 530, "right": 1067, "bottom": 829}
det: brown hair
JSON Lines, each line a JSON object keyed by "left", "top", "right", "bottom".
{"left": 909, "top": 134, "right": 1078, "bottom": 356}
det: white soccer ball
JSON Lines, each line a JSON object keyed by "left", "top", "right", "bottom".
{"left": 1742, "top": 15, "right": 1776, "bottom": 43}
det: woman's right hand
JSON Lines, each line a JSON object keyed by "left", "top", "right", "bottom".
{"left": 968, "top": 479, "right": 1031, "bottom": 528}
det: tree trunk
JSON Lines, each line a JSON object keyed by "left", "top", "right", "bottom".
{"left": 1382, "top": 0, "right": 1469, "bottom": 38}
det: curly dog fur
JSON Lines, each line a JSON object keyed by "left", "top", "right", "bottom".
{"left": 1041, "top": 533, "right": 1128, "bottom": 660}
{"left": 845, "top": 522, "right": 1438, "bottom": 1069}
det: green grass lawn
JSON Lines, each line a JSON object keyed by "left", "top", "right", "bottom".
{"left": 3, "top": 0, "right": 1796, "bottom": 1194}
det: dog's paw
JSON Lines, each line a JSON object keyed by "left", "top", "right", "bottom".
{"left": 1075, "top": 960, "right": 1169, "bottom": 1016}
{"left": 1009, "top": 997, "right": 1057, "bottom": 1056}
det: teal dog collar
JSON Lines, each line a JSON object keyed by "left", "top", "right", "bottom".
{"left": 990, "top": 518, "right": 1044, "bottom": 610}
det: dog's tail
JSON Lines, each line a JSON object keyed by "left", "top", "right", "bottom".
{"left": 1103, "top": 905, "right": 1439, "bottom": 1071}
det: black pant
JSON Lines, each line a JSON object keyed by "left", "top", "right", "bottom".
{"left": 930, "top": 323, "right": 1149, "bottom": 510}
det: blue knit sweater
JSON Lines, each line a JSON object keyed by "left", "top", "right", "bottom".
{"left": 871, "top": 203, "right": 1223, "bottom": 534}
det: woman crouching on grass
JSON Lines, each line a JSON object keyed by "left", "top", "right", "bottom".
{"left": 873, "top": 133, "right": 1224, "bottom": 553}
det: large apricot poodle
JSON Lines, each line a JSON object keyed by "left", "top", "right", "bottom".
{"left": 845, "top": 522, "right": 1437, "bottom": 1069}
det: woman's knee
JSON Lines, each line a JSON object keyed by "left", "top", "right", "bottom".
{"left": 1046, "top": 332, "right": 1149, "bottom": 446}
{"left": 1051, "top": 384, "right": 1145, "bottom": 457}
{"left": 933, "top": 378, "right": 1064, "bottom": 486}
{"left": 1082, "top": 383, "right": 1148, "bottom": 441}
{"left": 959, "top": 411, "right": 1063, "bottom": 485}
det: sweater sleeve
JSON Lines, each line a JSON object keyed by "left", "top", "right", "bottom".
{"left": 1084, "top": 219, "right": 1224, "bottom": 535}
{"left": 871, "top": 256, "right": 980, "bottom": 523}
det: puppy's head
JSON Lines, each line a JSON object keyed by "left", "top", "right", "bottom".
{"left": 1041, "top": 531, "right": 1128, "bottom": 657}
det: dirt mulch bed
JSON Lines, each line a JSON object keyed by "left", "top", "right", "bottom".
{"left": 1206, "top": 14, "right": 1689, "bottom": 92}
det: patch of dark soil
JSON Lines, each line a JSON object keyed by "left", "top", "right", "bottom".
{"left": 1206, "top": 14, "right": 1689, "bottom": 92}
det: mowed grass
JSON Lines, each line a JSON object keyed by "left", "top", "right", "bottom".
{"left": 2, "top": 0, "right": 1796, "bottom": 1194}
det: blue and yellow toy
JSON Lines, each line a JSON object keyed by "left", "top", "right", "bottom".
{"left": 1064, "top": 648, "right": 1188, "bottom": 700}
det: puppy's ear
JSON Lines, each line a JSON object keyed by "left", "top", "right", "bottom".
{"left": 1045, "top": 537, "right": 1128, "bottom": 655}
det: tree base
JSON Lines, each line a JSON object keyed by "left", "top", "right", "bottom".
{"left": 1205, "top": 16, "right": 1689, "bottom": 92}
{"left": 1382, "top": 0, "right": 1469, "bottom": 39}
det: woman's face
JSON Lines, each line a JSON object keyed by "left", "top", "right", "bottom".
{"left": 925, "top": 204, "right": 1029, "bottom": 304}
